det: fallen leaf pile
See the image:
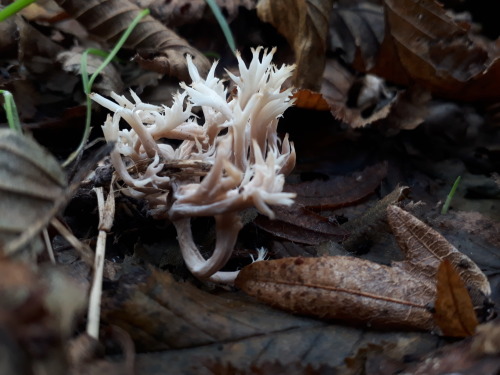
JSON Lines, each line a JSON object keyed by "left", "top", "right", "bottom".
{"left": 236, "top": 205, "right": 492, "bottom": 335}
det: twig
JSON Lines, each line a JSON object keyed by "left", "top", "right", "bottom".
{"left": 87, "top": 185, "right": 115, "bottom": 339}
{"left": 42, "top": 228, "right": 56, "bottom": 264}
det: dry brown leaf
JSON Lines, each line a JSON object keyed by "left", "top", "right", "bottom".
{"left": 387, "top": 205, "right": 491, "bottom": 309}
{"left": 374, "top": 0, "right": 500, "bottom": 101}
{"left": 54, "top": 0, "right": 211, "bottom": 82}
{"left": 235, "top": 256, "right": 435, "bottom": 330}
{"left": 0, "top": 129, "right": 67, "bottom": 258}
{"left": 257, "top": 0, "right": 334, "bottom": 90}
{"left": 236, "top": 205, "right": 492, "bottom": 333}
{"left": 434, "top": 260, "right": 478, "bottom": 337}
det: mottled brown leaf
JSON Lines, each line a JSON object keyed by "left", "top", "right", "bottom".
{"left": 434, "top": 260, "right": 478, "bottom": 337}
{"left": 285, "top": 162, "right": 387, "bottom": 209}
{"left": 387, "top": 205, "right": 491, "bottom": 308}
{"left": 54, "top": 0, "right": 211, "bottom": 82}
{"left": 235, "top": 256, "right": 435, "bottom": 330}
{"left": 257, "top": 0, "right": 334, "bottom": 90}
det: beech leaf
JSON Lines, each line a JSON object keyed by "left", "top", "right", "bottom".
{"left": 434, "top": 260, "right": 478, "bottom": 337}
{"left": 387, "top": 205, "right": 491, "bottom": 308}
{"left": 235, "top": 256, "right": 435, "bottom": 330}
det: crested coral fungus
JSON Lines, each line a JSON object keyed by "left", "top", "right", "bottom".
{"left": 91, "top": 47, "right": 296, "bottom": 283}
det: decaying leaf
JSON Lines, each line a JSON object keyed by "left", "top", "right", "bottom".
{"left": 374, "top": 0, "right": 500, "bottom": 101}
{"left": 0, "top": 129, "right": 67, "bottom": 258}
{"left": 54, "top": 0, "right": 211, "bottom": 82}
{"left": 236, "top": 205, "right": 492, "bottom": 333}
{"left": 257, "top": 0, "right": 334, "bottom": 90}
{"left": 434, "top": 260, "right": 478, "bottom": 337}
{"left": 101, "top": 266, "right": 323, "bottom": 351}
{"left": 236, "top": 256, "right": 436, "bottom": 330}
{"left": 387, "top": 205, "right": 491, "bottom": 309}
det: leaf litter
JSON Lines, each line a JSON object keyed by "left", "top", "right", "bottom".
{"left": 1, "top": 0, "right": 500, "bottom": 373}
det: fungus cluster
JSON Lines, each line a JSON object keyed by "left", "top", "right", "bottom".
{"left": 91, "top": 47, "right": 296, "bottom": 283}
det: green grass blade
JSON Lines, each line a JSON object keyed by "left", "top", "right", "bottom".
{"left": 0, "top": 0, "right": 37, "bottom": 22}
{"left": 205, "top": 0, "right": 236, "bottom": 54}
{"left": 63, "top": 8, "right": 150, "bottom": 167}
{"left": 0, "top": 90, "right": 22, "bottom": 133}
{"left": 441, "top": 175, "right": 461, "bottom": 214}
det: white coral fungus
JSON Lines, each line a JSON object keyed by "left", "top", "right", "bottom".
{"left": 91, "top": 47, "right": 296, "bottom": 283}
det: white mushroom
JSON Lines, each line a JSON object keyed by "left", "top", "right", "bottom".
{"left": 92, "top": 47, "right": 296, "bottom": 283}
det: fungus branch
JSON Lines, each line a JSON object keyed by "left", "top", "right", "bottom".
{"left": 92, "top": 47, "right": 296, "bottom": 283}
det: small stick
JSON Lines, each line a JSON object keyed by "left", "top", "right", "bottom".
{"left": 87, "top": 185, "right": 115, "bottom": 339}
{"left": 42, "top": 228, "right": 56, "bottom": 264}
